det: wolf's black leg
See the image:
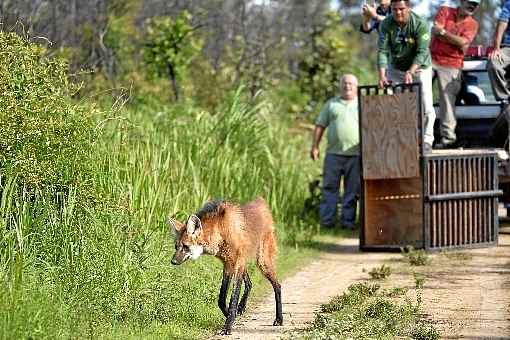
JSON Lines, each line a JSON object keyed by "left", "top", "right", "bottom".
{"left": 270, "top": 279, "right": 283, "bottom": 326}
{"left": 221, "top": 276, "right": 242, "bottom": 335}
{"left": 238, "top": 271, "right": 252, "bottom": 315}
{"left": 218, "top": 272, "right": 231, "bottom": 318}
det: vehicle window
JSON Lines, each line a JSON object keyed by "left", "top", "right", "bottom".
{"left": 459, "top": 71, "right": 498, "bottom": 105}
{"left": 433, "top": 69, "right": 499, "bottom": 106}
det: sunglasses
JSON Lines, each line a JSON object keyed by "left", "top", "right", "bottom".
{"left": 465, "top": 1, "right": 479, "bottom": 7}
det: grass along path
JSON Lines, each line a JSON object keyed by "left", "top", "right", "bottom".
{"left": 210, "top": 233, "right": 510, "bottom": 339}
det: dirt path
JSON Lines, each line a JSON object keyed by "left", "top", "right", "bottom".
{"left": 210, "top": 232, "right": 510, "bottom": 339}
{"left": 418, "top": 233, "right": 510, "bottom": 339}
{"left": 210, "top": 234, "right": 400, "bottom": 339}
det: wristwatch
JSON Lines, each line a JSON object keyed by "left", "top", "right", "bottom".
{"left": 439, "top": 28, "right": 446, "bottom": 36}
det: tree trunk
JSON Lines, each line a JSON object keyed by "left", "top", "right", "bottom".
{"left": 50, "top": 0, "right": 57, "bottom": 43}
{"left": 71, "top": 0, "right": 77, "bottom": 29}
{"left": 0, "top": 0, "right": 4, "bottom": 26}
{"left": 167, "top": 63, "right": 179, "bottom": 101}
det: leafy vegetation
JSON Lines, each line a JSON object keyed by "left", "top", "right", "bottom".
{"left": 295, "top": 282, "right": 439, "bottom": 340}
{"left": 368, "top": 264, "right": 392, "bottom": 280}
{"left": 298, "top": 12, "right": 361, "bottom": 103}
{"left": 401, "top": 246, "right": 431, "bottom": 266}
{"left": 0, "top": 32, "right": 322, "bottom": 338}
{"left": 143, "top": 12, "right": 202, "bottom": 100}
{"left": 0, "top": 32, "right": 95, "bottom": 189}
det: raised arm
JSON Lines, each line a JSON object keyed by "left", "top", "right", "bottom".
{"left": 432, "top": 7, "right": 478, "bottom": 53}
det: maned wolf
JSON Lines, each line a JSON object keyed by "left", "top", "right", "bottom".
{"left": 168, "top": 197, "right": 283, "bottom": 335}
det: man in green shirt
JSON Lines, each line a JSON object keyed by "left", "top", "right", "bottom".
{"left": 311, "top": 74, "right": 360, "bottom": 230}
{"left": 378, "top": 0, "right": 435, "bottom": 152}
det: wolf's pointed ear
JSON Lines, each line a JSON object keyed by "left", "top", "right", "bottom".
{"left": 167, "top": 217, "right": 184, "bottom": 237}
{"left": 186, "top": 214, "right": 203, "bottom": 238}
{"left": 218, "top": 202, "right": 227, "bottom": 216}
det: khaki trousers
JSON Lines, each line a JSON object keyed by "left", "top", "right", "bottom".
{"left": 488, "top": 46, "right": 510, "bottom": 101}
{"left": 433, "top": 63, "right": 462, "bottom": 143}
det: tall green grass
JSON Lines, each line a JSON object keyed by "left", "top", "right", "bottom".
{"left": 0, "top": 85, "right": 319, "bottom": 338}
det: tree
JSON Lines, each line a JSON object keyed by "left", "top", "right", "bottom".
{"left": 143, "top": 11, "right": 202, "bottom": 100}
{"left": 297, "top": 11, "right": 361, "bottom": 104}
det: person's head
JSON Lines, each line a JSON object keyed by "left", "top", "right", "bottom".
{"left": 340, "top": 74, "right": 358, "bottom": 100}
{"left": 390, "top": 0, "right": 411, "bottom": 25}
{"left": 458, "top": 0, "right": 480, "bottom": 16}
{"left": 379, "top": 0, "right": 391, "bottom": 9}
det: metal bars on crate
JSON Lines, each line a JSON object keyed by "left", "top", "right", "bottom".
{"left": 424, "top": 152, "right": 501, "bottom": 249}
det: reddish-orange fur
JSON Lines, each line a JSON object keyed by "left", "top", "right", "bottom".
{"left": 169, "top": 197, "right": 282, "bottom": 335}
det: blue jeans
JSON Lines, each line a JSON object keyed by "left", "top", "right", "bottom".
{"left": 319, "top": 153, "right": 360, "bottom": 227}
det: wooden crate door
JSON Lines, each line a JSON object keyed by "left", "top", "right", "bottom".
{"left": 364, "top": 178, "right": 423, "bottom": 247}
{"left": 361, "top": 92, "right": 420, "bottom": 179}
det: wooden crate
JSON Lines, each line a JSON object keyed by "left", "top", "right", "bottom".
{"left": 358, "top": 84, "right": 501, "bottom": 251}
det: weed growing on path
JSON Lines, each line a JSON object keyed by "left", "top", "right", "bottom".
{"left": 413, "top": 272, "right": 426, "bottom": 289}
{"left": 401, "top": 246, "right": 430, "bottom": 266}
{"left": 367, "top": 264, "right": 392, "bottom": 280}
{"left": 294, "top": 282, "right": 439, "bottom": 340}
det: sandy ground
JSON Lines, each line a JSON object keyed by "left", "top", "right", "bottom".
{"left": 209, "top": 231, "right": 510, "bottom": 340}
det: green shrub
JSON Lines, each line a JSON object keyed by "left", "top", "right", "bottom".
{"left": 401, "top": 246, "right": 430, "bottom": 266}
{"left": 364, "top": 298, "right": 395, "bottom": 318}
{"left": 412, "top": 322, "right": 440, "bottom": 340}
{"left": 321, "top": 283, "right": 380, "bottom": 313}
{"left": 0, "top": 32, "right": 95, "bottom": 190}
{"left": 368, "top": 264, "right": 392, "bottom": 280}
{"left": 298, "top": 282, "right": 439, "bottom": 340}
{"left": 414, "top": 272, "right": 426, "bottom": 289}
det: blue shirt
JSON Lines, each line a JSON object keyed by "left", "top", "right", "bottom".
{"left": 499, "top": 1, "right": 510, "bottom": 46}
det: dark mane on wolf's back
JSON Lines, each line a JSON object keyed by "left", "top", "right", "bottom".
{"left": 196, "top": 199, "right": 226, "bottom": 219}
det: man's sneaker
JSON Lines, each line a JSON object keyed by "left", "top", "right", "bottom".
{"left": 423, "top": 143, "right": 432, "bottom": 153}
{"left": 434, "top": 139, "right": 457, "bottom": 149}
{"left": 434, "top": 142, "right": 457, "bottom": 150}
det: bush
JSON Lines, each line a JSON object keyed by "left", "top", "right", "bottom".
{"left": 0, "top": 32, "right": 95, "bottom": 190}
{"left": 368, "top": 264, "right": 392, "bottom": 280}
{"left": 401, "top": 246, "right": 430, "bottom": 266}
{"left": 412, "top": 322, "right": 440, "bottom": 340}
{"left": 298, "top": 282, "right": 439, "bottom": 340}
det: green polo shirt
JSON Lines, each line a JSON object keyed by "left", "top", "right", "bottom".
{"left": 378, "top": 11, "right": 431, "bottom": 72}
{"left": 315, "top": 97, "right": 359, "bottom": 156}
